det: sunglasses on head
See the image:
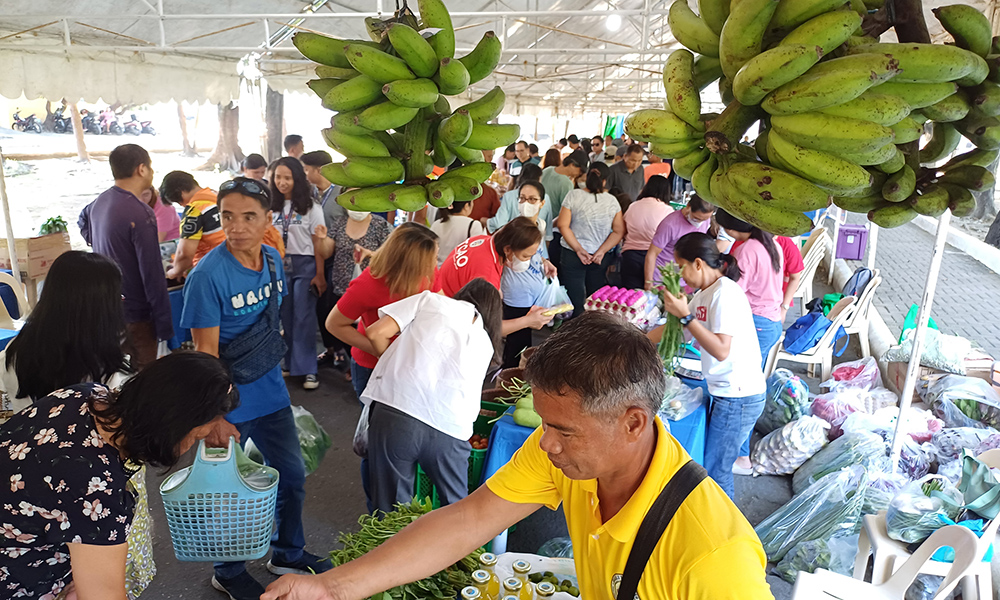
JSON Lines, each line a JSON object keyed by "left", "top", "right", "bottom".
{"left": 219, "top": 177, "right": 270, "bottom": 201}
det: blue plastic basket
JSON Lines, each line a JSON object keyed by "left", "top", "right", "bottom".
{"left": 159, "top": 437, "right": 279, "bottom": 562}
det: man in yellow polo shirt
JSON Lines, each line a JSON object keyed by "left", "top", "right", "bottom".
{"left": 262, "top": 312, "right": 773, "bottom": 600}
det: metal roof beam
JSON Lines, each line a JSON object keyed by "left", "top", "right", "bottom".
{"left": 0, "top": 10, "right": 668, "bottom": 20}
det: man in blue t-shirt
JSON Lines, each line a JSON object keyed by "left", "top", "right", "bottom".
{"left": 180, "top": 178, "right": 331, "bottom": 600}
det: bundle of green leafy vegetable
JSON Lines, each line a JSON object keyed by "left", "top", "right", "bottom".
{"left": 330, "top": 498, "right": 482, "bottom": 600}
{"left": 39, "top": 216, "right": 68, "bottom": 235}
{"left": 657, "top": 263, "right": 684, "bottom": 377}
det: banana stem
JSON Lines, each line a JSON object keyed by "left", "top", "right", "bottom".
{"left": 402, "top": 108, "right": 432, "bottom": 182}
{"left": 889, "top": 0, "right": 931, "bottom": 44}
{"left": 704, "top": 101, "right": 764, "bottom": 155}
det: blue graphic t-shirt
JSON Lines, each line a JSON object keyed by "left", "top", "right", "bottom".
{"left": 180, "top": 243, "right": 290, "bottom": 423}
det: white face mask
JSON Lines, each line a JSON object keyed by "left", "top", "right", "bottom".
{"left": 686, "top": 215, "right": 703, "bottom": 227}
{"left": 347, "top": 210, "right": 368, "bottom": 222}
{"left": 519, "top": 202, "right": 541, "bottom": 218}
{"left": 508, "top": 255, "right": 531, "bottom": 273}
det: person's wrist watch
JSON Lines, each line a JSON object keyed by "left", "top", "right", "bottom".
{"left": 679, "top": 313, "right": 695, "bottom": 327}
{"left": 781, "top": 303, "right": 791, "bottom": 311}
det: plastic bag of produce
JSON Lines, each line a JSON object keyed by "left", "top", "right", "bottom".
{"left": 792, "top": 430, "right": 886, "bottom": 495}
{"left": 932, "top": 427, "right": 999, "bottom": 462}
{"left": 821, "top": 356, "right": 881, "bottom": 392}
{"left": 898, "top": 438, "right": 933, "bottom": 481}
{"left": 293, "top": 405, "right": 332, "bottom": 475}
{"left": 756, "top": 465, "right": 868, "bottom": 562}
{"left": 865, "top": 387, "right": 899, "bottom": 413}
{"left": 752, "top": 416, "right": 830, "bottom": 476}
{"left": 535, "top": 276, "right": 573, "bottom": 321}
{"left": 772, "top": 534, "right": 858, "bottom": 584}
{"left": 538, "top": 537, "right": 574, "bottom": 559}
{"left": 904, "top": 575, "right": 955, "bottom": 600}
{"left": 812, "top": 388, "right": 868, "bottom": 439}
{"left": 884, "top": 328, "right": 971, "bottom": 375}
{"left": 977, "top": 433, "right": 1000, "bottom": 454}
{"left": 885, "top": 476, "right": 963, "bottom": 544}
{"left": 756, "top": 368, "right": 812, "bottom": 435}
{"left": 863, "top": 459, "right": 909, "bottom": 515}
{"left": 658, "top": 382, "right": 702, "bottom": 421}
{"left": 925, "top": 374, "right": 1000, "bottom": 429}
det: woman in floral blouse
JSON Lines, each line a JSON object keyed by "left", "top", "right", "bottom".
{"left": 0, "top": 352, "right": 239, "bottom": 600}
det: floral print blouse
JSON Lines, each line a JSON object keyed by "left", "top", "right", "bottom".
{"left": 0, "top": 383, "right": 133, "bottom": 599}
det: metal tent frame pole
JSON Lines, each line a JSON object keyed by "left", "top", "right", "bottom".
{"left": 0, "top": 147, "right": 22, "bottom": 286}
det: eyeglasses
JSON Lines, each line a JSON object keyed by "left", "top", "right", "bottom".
{"left": 219, "top": 177, "right": 270, "bottom": 201}
{"left": 518, "top": 195, "right": 541, "bottom": 204}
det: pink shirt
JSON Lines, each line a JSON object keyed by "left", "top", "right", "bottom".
{"left": 731, "top": 238, "right": 784, "bottom": 322}
{"left": 152, "top": 200, "right": 180, "bottom": 242}
{"left": 623, "top": 198, "right": 673, "bottom": 252}
{"left": 650, "top": 210, "right": 712, "bottom": 276}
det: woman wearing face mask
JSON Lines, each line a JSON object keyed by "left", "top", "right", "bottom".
{"left": 644, "top": 194, "right": 715, "bottom": 290}
{"left": 318, "top": 209, "right": 392, "bottom": 377}
{"left": 430, "top": 200, "right": 485, "bottom": 265}
{"left": 485, "top": 164, "right": 552, "bottom": 236}
{"left": 270, "top": 157, "right": 330, "bottom": 391}
{"left": 555, "top": 161, "right": 625, "bottom": 317}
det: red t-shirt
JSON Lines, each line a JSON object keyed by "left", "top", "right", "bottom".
{"left": 335, "top": 267, "right": 400, "bottom": 369}
{"left": 434, "top": 235, "right": 504, "bottom": 297}
{"left": 468, "top": 185, "right": 501, "bottom": 222}
{"left": 776, "top": 236, "right": 805, "bottom": 292}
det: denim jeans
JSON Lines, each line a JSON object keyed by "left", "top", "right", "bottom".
{"left": 215, "top": 406, "right": 306, "bottom": 578}
{"left": 706, "top": 393, "right": 766, "bottom": 499}
{"left": 350, "top": 359, "right": 376, "bottom": 512}
{"left": 740, "top": 315, "right": 783, "bottom": 457}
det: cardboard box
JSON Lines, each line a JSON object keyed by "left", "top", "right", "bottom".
{"left": 885, "top": 351, "right": 998, "bottom": 401}
{"left": 0, "top": 233, "right": 72, "bottom": 280}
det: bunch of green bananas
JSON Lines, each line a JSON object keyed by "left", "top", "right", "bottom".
{"left": 293, "top": 0, "right": 519, "bottom": 213}
{"left": 624, "top": 0, "right": 999, "bottom": 236}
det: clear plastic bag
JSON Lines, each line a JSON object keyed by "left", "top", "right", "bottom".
{"left": 811, "top": 388, "right": 869, "bottom": 439}
{"left": 932, "top": 427, "right": 999, "bottom": 462}
{"left": 772, "top": 534, "right": 858, "bottom": 584}
{"left": 884, "top": 329, "right": 972, "bottom": 375}
{"left": 905, "top": 575, "right": 955, "bottom": 600}
{"left": 863, "top": 458, "right": 910, "bottom": 515}
{"left": 353, "top": 403, "right": 370, "bottom": 458}
{"left": 885, "top": 475, "right": 963, "bottom": 544}
{"left": 657, "top": 381, "right": 703, "bottom": 421}
{"left": 756, "top": 368, "right": 812, "bottom": 435}
{"left": 975, "top": 433, "right": 1000, "bottom": 455}
{"left": 752, "top": 416, "right": 830, "bottom": 476}
{"left": 756, "top": 465, "right": 868, "bottom": 562}
{"left": 292, "top": 405, "right": 332, "bottom": 475}
{"left": 538, "top": 537, "right": 574, "bottom": 559}
{"left": 792, "top": 430, "right": 886, "bottom": 495}
{"left": 821, "top": 356, "right": 881, "bottom": 392}
{"left": 898, "top": 439, "right": 933, "bottom": 481}
{"left": 925, "top": 374, "right": 1000, "bottom": 430}
{"left": 535, "top": 276, "right": 573, "bottom": 321}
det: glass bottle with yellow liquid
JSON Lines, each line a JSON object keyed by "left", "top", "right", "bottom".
{"left": 462, "top": 586, "right": 482, "bottom": 600}
{"left": 503, "top": 575, "right": 533, "bottom": 600}
{"left": 511, "top": 560, "right": 534, "bottom": 600}
{"left": 478, "top": 552, "right": 501, "bottom": 600}
{"left": 472, "top": 570, "right": 492, "bottom": 600}
{"left": 535, "top": 582, "right": 556, "bottom": 599}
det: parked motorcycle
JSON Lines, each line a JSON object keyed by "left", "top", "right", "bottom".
{"left": 123, "top": 113, "right": 154, "bottom": 136}
{"left": 80, "top": 110, "right": 102, "bottom": 135}
{"left": 52, "top": 106, "right": 72, "bottom": 134}
{"left": 100, "top": 108, "right": 123, "bottom": 136}
{"left": 11, "top": 111, "right": 42, "bottom": 133}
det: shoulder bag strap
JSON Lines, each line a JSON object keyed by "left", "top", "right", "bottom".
{"left": 263, "top": 250, "right": 280, "bottom": 325}
{"left": 616, "top": 460, "right": 708, "bottom": 600}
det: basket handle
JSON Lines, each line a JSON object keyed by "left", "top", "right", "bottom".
{"left": 195, "top": 436, "right": 237, "bottom": 465}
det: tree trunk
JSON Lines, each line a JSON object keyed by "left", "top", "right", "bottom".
{"left": 42, "top": 101, "right": 55, "bottom": 132}
{"left": 196, "top": 102, "right": 244, "bottom": 173}
{"left": 68, "top": 103, "right": 89, "bottom": 163}
{"left": 265, "top": 86, "right": 285, "bottom": 163}
{"left": 177, "top": 103, "right": 197, "bottom": 157}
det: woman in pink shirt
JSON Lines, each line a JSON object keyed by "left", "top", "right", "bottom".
{"left": 141, "top": 186, "right": 180, "bottom": 242}
{"left": 620, "top": 176, "right": 674, "bottom": 289}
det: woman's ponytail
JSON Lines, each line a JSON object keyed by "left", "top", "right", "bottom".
{"left": 585, "top": 161, "right": 610, "bottom": 195}
{"left": 720, "top": 253, "right": 742, "bottom": 282}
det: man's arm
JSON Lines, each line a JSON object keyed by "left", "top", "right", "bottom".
{"left": 167, "top": 238, "right": 199, "bottom": 279}
{"left": 133, "top": 214, "right": 174, "bottom": 341}
{"left": 190, "top": 326, "right": 240, "bottom": 446}
{"left": 262, "top": 487, "right": 541, "bottom": 600}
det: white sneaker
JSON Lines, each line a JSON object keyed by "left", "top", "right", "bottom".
{"left": 303, "top": 374, "right": 319, "bottom": 390}
{"left": 732, "top": 463, "right": 753, "bottom": 476}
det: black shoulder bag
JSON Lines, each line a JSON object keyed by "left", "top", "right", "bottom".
{"left": 616, "top": 460, "right": 708, "bottom": 600}
{"left": 218, "top": 250, "right": 288, "bottom": 384}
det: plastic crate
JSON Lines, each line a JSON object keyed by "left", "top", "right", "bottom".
{"left": 414, "top": 412, "right": 496, "bottom": 506}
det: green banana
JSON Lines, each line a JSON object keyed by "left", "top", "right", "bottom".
{"left": 343, "top": 157, "right": 406, "bottom": 186}
{"left": 371, "top": 130, "right": 403, "bottom": 156}
{"left": 434, "top": 58, "right": 471, "bottom": 95}
{"left": 438, "top": 176, "right": 483, "bottom": 202}
{"left": 767, "top": 0, "right": 852, "bottom": 40}
{"left": 322, "top": 75, "right": 385, "bottom": 112}
{"left": 331, "top": 108, "right": 371, "bottom": 135}
{"left": 844, "top": 35, "right": 879, "bottom": 52}
{"left": 450, "top": 144, "right": 487, "bottom": 164}
{"left": 970, "top": 81, "right": 1000, "bottom": 117}
{"left": 956, "top": 53, "right": 990, "bottom": 86}
{"left": 920, "top": 92, "right": 971, "bottom": 123}
{"left": 432, "top": 134, "right": 457, "bottom": 168}
{"left": 403, "top": 108, "right": 434, "bottom": 180}
{"left": 882, "top": 165, "right": 916, "bottom": 202}
{"left": 292, "top": 32, "right": 379, "bottom": 68}
{"left": 839, "top": 143, "right": 900, "bottom": 166}
{"left": 941, "top": 182, "right": 977, "bottom": 216}
{"left": 672, "top": 147, "right": 711, "bottom": 180}
{"left": 779, "top": 10, "right": 862, "bottom": 55}
{"left": 699, "top": 0, "right": 731, "bottom": 35}
{"left": 694, "top": 56, "right": 725, "bottom": 90}
{"left": 463, "top": 122, "right": 520, "bottom": 150}
{"left": 426, "top": 179, "right": 456, "bottom": 208}
{"left": 344, "top": 44, "right": 416, "bottom": 84}
{"left": 355, "top": 102, "right": 420, "bottom": 131}
{"left": 691, "top": 154, "right": 720, "bottom": 201}
{"left": 939, "top": 165, "right": 996, "bottom": 191}
{"left": 767, "top": 129, "right": 873, "bottom": 195}
{"left": 439, "top": 163, "right": 496, "bottom": 182}
{"left": 389, "top": 185, "right": 429, "bottom": 212}
{"left": 816, "top": 92, "right": 911, "bottom": 127}
{"left": 315, "top": 65, "right": 360, "bottom": 80}
{"left": 321, "top": 163, "right": 368, "bottom": 188}
{"left": 849, "top": 43, "right": 981, "bottom": 84}
{"left": 870, "top": 81, "right": 959, "bottom": 109}
{"left": 419, "top": 0, "right": 456, "bottom": 60}
{"left": 933, "top": 5, "right": 992, "bottom": 58}
{"left": 713, "top": 173, "right": 815, "bottom": 236}
{"left": 386, "top": 23, "right": 439, "bottom": 78}
{"left": 322, "top": 127, "right": 390, "bottom": 158}
{"left": 869, "top": 203, "right": 918, "bottom": 228}
{"left": 995, "top": 35, "right": 1000, "bottom": 55}
{"left": 755, "top": 128, "right": 770, "bottom": 161}
{"left": 664, "top": 50, "right": 702, "bottom": 127}
{"left": 770, "top": 112, "right": 894, "bottom": 156}
{"left": 889, "top": 116, "right": 924, "bottom": 144}
{"left": 954, "top": 111, "right": 1000, "bottom": 149}
{"left": 720, "top": 76, "right": 735, "bottom": 105}
{"left": 458, "top": 86, "right": 505, "bottom": 122}
{"left": 909, "top": 185, "right": 952, "bottom": 217}
{"left": 762, "top": 54, "right": 901, "bottom": 115}
{"left": 719, "top": 0, "right": 781, "bottom": 79}
{"left": 732, "top": 44, "right": 824, "bottom": 106}
{"left": 833, "top": 194, "right": 890, "bottom": 213}
{"left": 336, "top": 185, "right": 400, "bottom": 212}
{"left": 910, "top": 111, "right": 929, "bottom": 125}
{"left": 624, "top": 108, "right": 704, "bottom": 143}
{"left": 877, "top": 147, "right": 907, "bottom": 173}
{"left": 649, "top": 138, "right": 705, "bottom": 159}
{"left": 434, "top": 95, "right": 452, "bottom": 115}
{"left": 307, "top": 78, "right": 345, "bottom": 100}
{"left": 726, "top": 162, "right": 831, "bottom": 211}
{"left": 382, "top": 79, "right": 440, "bottom": 108}
{"left": 668, "top": 0, "right": 722, "bottom": 57}
{"left": 987, "top": 54, "right": 1000, "bottom": 84}
{"left": 940, "top": 147, "right": 1000, "bottom": 170}
{"left": 919, "top": 123, "right": 962, "bottom": 164}
{"left": 438, "top": 109, "right": 473, "bottom": 147}
{"left": 459, "top": 31, "right": 502, "bottom": 84}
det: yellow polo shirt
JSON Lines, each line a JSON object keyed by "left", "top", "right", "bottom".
{"left": 486, "top": 418, "right": 773, "bottom": 600}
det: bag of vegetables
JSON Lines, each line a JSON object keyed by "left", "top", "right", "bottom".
{"left": 926, "top": 374, "right": 1000, "bottom": 430}
{"left": 756, "top": 369, "right": 812, "bottom": 435}
{"left": 932, "top": 427, "right": 999, "bottom": 462}
{"left": 751, "top": 416, "right": 830, "bottom": 476}
{"left": 792, "top": 430, "right": 886, "bottom": 495}
{"left": 811, "top": 388, "right": 868, "bottom": 439}
{"left": 885, "top": 476, "right": 963, "bottom": 544}
{"left": 772, "top": 534, "right": 858, "bottom": 584}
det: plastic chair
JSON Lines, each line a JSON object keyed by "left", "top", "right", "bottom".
{"left": 842, "top": 270, "right": 882, "bottom": 358}
{"left": 764, "top": 296, "right": 856, "bottom": 381}
{"left": 791, "top": 237, "right": 829, "bottom": 311}
{"left": 795, "top": 524, "right": 983, "bottom": 600}
{"left": 0, "top": 271, "right": 30, "bottom": 322}
{"left": 852, "top": 449, "right": 1000, "bottom": 600}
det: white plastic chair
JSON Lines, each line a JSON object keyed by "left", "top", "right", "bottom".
{"left": 795, "top": 524, "right": 983, "bottom": 600}
{"left": 792, "top": 239, "right": 828, "bottom": 311}
{"left": 852, "top": 449, "right": 1000, "bottom": 600}
{"left": 842, "top": 270, "right": 882, "bottom": 358}
{"left": 0, "top": 272, "right": 30, "bottom": 322}
{"left": 764, "top": 296, "right": 856, "bottom": 381}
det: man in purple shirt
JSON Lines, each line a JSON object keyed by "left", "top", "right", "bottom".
{"left": 79, "top": 144, "right": 172, "bottom": 368}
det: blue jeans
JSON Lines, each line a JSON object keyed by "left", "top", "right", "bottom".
{"left": 215, "top": 406, "right": 306, "bottom": 578}
{"left": 706, "top": 393, "right": 766, "bottom": 499}
{"left": 281, "top": 255, "right": 319, "bottom": 376}
{"left": 351, "top": 359, "right": 376, "bottom": 512}
{"left": 740, "top": 315, "right": 783, "bottom": 457}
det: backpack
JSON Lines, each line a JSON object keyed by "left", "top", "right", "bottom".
{"left": 783, "top": 303, "right": 849, "bottom": 356}
{"left": 843, "top": 266, "right": 874, "bottom": 297}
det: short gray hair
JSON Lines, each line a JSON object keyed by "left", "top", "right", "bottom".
{"left": 524, "top": 312, "right": 665, "bottom": 416}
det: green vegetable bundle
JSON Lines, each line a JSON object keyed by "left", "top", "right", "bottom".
{"left": 39, "top": 216, "right": 68, "bottom": 235}
{"left": 657, "top": 263, "right": 684, "bottom": 377}
{"left": 791, "top": 431, "right": 886, "bottom": 495}
{"left": 330, "top": 498, "right": 482, "bottom": 599}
